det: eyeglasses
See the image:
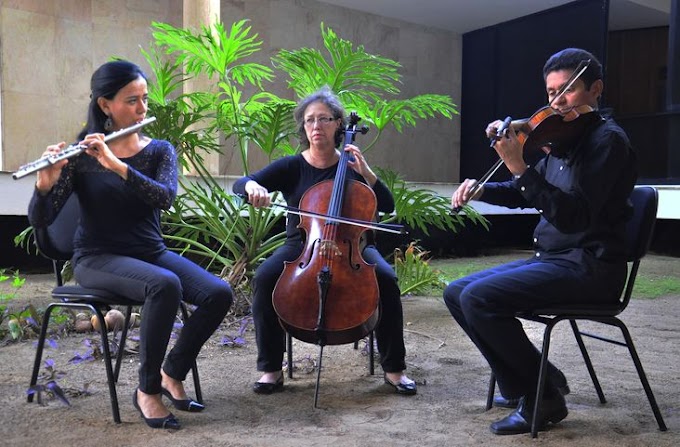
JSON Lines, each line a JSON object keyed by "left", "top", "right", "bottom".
{"left": 304, "top": 116, "right": 337, "bottom": 127}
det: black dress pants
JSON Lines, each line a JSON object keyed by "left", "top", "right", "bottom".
{"left": 74, "top": 250, "right": 233, "bottom": 394}
{"left": 443, "top": 256, "right": 625, "bottom": 399}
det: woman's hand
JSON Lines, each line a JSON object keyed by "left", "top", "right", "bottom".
{"left": 244, "top": 180, "right": 271, "bottom": 208}
{"left": 344, "top": 144, "right": 377, "bottom": 186}
{"left": 451, "top": 178, "right": 483, "bottom": 209}
{"left": 35, "top": 142, "right": 69, "bottom": 194}
{"left": 81, "top": 133, "right": 129, "bottom": 179}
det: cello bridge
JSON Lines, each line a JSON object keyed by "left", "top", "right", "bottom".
{"left": 319, "top": 240, "right": 342, "bottom": 257}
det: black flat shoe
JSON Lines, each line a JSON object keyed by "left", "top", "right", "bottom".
{"left": 161, "top": 387, "right": 205, "bottom": 412}
{"left": 253, "top": 374, "right": 284, "bottom": 395}
{"left": 133, "top": 389, "right": 181, "bottom": 430}
{"left": 384, "top": 374, "right": 417, "bottom": 396}
{"left": 490, "top": 394, "right": 568, "bottom": 435}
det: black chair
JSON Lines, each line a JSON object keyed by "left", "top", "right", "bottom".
{"left": 486, "top": 186, "right": 667, "bottom": 437}
{"left": 27, "top": 193, "right": 202, "bottom": 423}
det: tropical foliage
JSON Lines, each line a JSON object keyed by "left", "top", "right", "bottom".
{"left": 140, "top": 19, "right": 486, "bottom": 303}
{"left": 392, "top": 242, "right": 447, "bottom": 296}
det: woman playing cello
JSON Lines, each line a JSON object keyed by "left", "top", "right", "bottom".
{"left": 232, "top": 86, "right": 416, "bottom": 395}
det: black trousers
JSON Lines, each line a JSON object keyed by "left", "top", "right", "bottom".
{"left": 252, "top": 240, "right": 407, "bottom": 373}
{"left": 74, "top": 250, "right": 233, "bottom": 394}
{"left": 443, "top": 256, "right": 625, "bottom": 399}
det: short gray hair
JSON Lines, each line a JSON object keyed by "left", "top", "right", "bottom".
{"left": 294, "top": 86, "right": 346, "bottom": 149}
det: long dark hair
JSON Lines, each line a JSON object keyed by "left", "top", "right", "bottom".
{"left": 293, "top": 86, "right": 346, "bottom": 149}
{"left": 77, "top": 60, "right": 147, "bottom": 140}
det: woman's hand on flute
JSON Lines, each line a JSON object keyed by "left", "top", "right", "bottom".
{"left": 81, "top": 133, "right": 129, "bottom": 179}
{"left": 35, "top": 142, "right": 68, "bottom": 194}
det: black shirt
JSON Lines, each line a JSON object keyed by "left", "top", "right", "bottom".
{"left": 481, "top": 116, "right": 637, "bottom": 267}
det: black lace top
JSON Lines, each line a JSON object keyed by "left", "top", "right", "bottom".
{"left": 28, "top": 139, "right": 178, "bottom": 258}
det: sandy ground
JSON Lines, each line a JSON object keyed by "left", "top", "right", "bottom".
{"left": 1, "top": 251, "right": 680, "bottom": 447}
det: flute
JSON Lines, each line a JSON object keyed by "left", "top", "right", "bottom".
{"left": 12, "top": 117, "right": 157, "bottom": 180}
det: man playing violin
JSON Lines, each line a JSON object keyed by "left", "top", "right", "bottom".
{"left": 444, "top": 48, "right": 637, "bottom": 435}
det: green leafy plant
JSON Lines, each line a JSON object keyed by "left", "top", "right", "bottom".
{"left": 273, "top": 24, "right": 458, "bottom": 153}
{"left": 149, "top": 20, "right": 296, "bottom": 175}
{"left": 142, "top": 21, "right": 294, "bottom": 306}
{"left": 140, "top": 20, "right": 484, "bottom": 298}
{"left": 1, "top": 269, "right": 28, "bottom": 339}
{"left": 376, "top": 168, "right": 488, "bottom": 235}
{"left": 162, "top": 183, "right": 286, "bottom": 301}
{"left": 393, "top": 242, "right": 446, "bottom": 296}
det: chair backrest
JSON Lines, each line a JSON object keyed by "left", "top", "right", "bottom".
{"left": 625, "top": 186, "right": 658, "bottom": 263}
{"left": 619, "top": 186, "right": 658, "bottom": 308}
{"left": 34, "top": 193, "right": 80, "bottom": 262}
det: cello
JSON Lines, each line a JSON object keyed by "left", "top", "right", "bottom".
{"left": 272, "top": 113, "right": 380, "bottom": 406}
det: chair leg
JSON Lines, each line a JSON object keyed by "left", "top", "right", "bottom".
{"left": 531, "top": 320, "right": 558, "bottom": 439}
{"left": 486, "top": 373, "right": 496, "bottom": 411}
{"left": 368, "top": 331, "right": 375, "bottom": 376}
{"left": 113, "top": 306, "right": 133, "bottom": 383}
{"left": 569, "top": 320, "right": 606, "bottom": 403}
{"left": 92, "top": 306, "right": 122, "bottom": 424}
{"left": 287, "top": 333, "right": 294, "bottom": 379}
{"left": 28, "top": 303, "right": 58, "bottom": 402}
{"left": 29, "top": 302, "right": 122, "bottom": 423}
{"left": 189, "top": 359, "right": 203, "bottom": 404}
{"left": 353, "top": 332, "right": 375, "bottom": 375}
{"left": 179, "top": 303, "right": 203, "bottom": 403}
{"left": 613, "top": 319, "right": 668, "bottom": 431}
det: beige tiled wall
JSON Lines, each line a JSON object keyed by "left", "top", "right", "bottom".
{"left": 1, "top": 0, "right": 461, "bottom": 182}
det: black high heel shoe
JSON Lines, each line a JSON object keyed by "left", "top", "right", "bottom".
{"left": 384, "top": 374, "right": 417, "bottom": 395}
{"left": 161, "top": 387, "right": 205, "bottom": 412}
{"left": 133, "top": 389, "right": 181, "bottom": 430}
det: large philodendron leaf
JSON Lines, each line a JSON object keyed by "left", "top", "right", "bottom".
{"left": 377, "top": 168, "right": 489, "bottom": 235}
{"left": 273, "top": 23, "right": 401, "bottom": 99}
{"left": 151, "top": 20, "right": 274, "bottom": 89}
{"left": 273, "top": 23, "right": 459, "bottom": 153}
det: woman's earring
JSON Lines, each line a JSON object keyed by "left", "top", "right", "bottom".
{"left": 104, "top": 115, "right": 113, "bottom": 131}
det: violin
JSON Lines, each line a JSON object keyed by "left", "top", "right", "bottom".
{"left": 271, "top": 113, "right": 380, "bottom": 348}
{"left": 503, "top": 104, "right": 602, "bottom": 158}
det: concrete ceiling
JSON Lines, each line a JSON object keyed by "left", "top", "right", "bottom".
{"left": 320, "top": 0, "right": 671, "bottom": 33}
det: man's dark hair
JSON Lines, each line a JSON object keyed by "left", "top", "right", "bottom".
{"left": 543, "top": 48, "right": 603, "bottom": 90}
